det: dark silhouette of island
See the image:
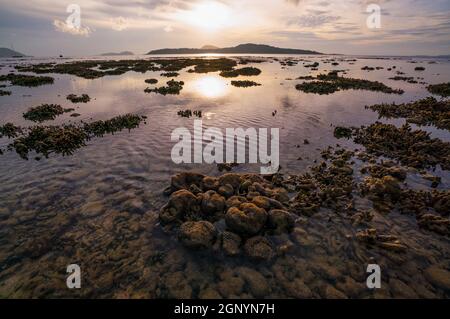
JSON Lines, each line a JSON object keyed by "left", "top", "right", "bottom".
{"left": 147, "top": 43, "right": 322, "bottom": 55}
{"left": 0, "top": 48, "right": 26, "bottom": 58}
{"left": 100, "top": 51, "right": 134, "bottom": 56}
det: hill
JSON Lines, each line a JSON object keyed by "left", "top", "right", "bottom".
{"left": 147, "top": 43, "right": 322, "bottom": 55}
{"left": 0, "top": 48, "right": 26, "bottom": 58}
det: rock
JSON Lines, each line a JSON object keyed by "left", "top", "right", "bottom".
{"left": 336, "top": 277, "right": 365, "bottom": 297}
{"left": 244, "top": 236, "right": 274, "bottom": 261}
{"left": 250, "top": 182, "right": 268, "bottom": 196}
{"left": 226, "top": 196, "right": 247, "bottom": 208}
{"left": 315, "top": 262, "right": 342, "bottom": 282}
{"left": 424, "top": 266, "right": 450, "bottom": 291}
{"left": 218, "top": 173, "right": 241, "bottom": 188}
{"left": 421, "top": 173, "right": 441, "bottom": 188}
{"left": 218, "top": 184, "right": 234, "bottom": 198}
{"left": 240, "top": 180, "right": 252, "bottom": 192}
{"left": 201, "top": 190, "right": 226, "bottom": 215}
{"left": 246, "top": 191, "right": 261, "bottom": 200}
{"left": 159, "top": 189, "right": 200, "bottom": 224}
{"left": 225, "top": 203, "right": 268, "bottom": 235}
{"left": 202, "top": 176, "right": 219, "bottom": 191}
{"left": 251, "top": 196, "right": 271, "bottom": 210}
{"left": 81, "top": 200, "right": 105, "bottom": 217}
{"left": 199, "top": 287, "right": 222, "bottom": 299}
{"left": 217, "top": 276, "right": 245, "bottom": 297}
{"left": 178, "top": 221, "right": 217, "bottom": 249}
{"left": 365, "top": 175, "right": 401, "bottom": 199}
{"left": 285, "top": 278, "right": 313, "bottom": 298}
{"left": 252, "top": 196, "right": 284, "bottom": 210}
{"left": 221, "top": 231, "right": 241, "bottom": 256}
{"left": 387, "top": 167, "right": 407, "bottom": 181}
{"left": 389, "top": 278, "right": 418, "bottom": 298}
{"left": 271, "top": 188, "right": 290, "bottom": 203}
{"left": 162, "top": 271, "right": 192, "bottom": 299}
{"left": 324, "top": 285, "right": 348, "bottom": 299}
{"left": 189, "top": 183, "right": 202, "bottom": 195}
{"left": 236, "top": 267, "right": 270, "bottom": 298}
{"left": 171, "top": 172, "right": 205, "bottom": 191}
{"left": 292, "top": 227, "right": 314, "bottom": 246}
{"left": 417, "top": 214, "right": 450, "bottom": 236}
{"left": 123, "top": 198, "right": 145, "bottom": 214}
{"left": 268, "top": 209, "right": 295, "bottom": 234}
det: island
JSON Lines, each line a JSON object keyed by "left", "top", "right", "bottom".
{"left": 147, "top": 43, "right": 322, "bottom": 55}
{"left": 0, "top": 48, "right": 26, "bottom": 58}
{"left": 100, "top": 51, "right": 134, "bottom": 56}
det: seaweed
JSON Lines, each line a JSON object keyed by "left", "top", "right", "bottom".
{"left": 145, "top": 79, "right": 184, "bottom": 95}
{"left": 230, "top": 80, "right": 261, "bottom": 88}
{"left": 14, "top": 58, "right": 238, "bottom": 79}
{"left": 83, "top": 114, "right": 144, "bottom": 137}
{"left": 160, "top": 72, "right": 179, "bottom": 77}
{"left": 0, "top": 123, "right": 22, "bottom": 138}
{"left": 23, "top": 104, "right": 73, "bottom": 122}
{"left": 427, "top": 82, "right": 450, "bottom": 97}
{"left": 10, "top": 125, "right": 88, "bottom": 159}
{"left": 389, "top": 76, "right": 417, "bottom": 83}
{"left": 295, "top": 71, "right": 404, "bottom": 95}
{"left": 351, "top": 123, "right": 450, "bottom": 170}
{"left": 219, "top": 67, "right": 262, "bottom": 78}
{"left": 333, "top": 127, "right": 353, "bottom": 139}
{"left": 304, "top": 62, "right": 319, "bottom": 68}
{"left": 66, "top": 94, "right": 90, "bottom": 103}
{"left": 3, "top": 114, "right": 146, "bottom": 159}
{"left": 366, "top": 97, "right": 450, "bottom": 131}
{"left": 0, "top": 73, "right": 54, "bottom": 87}
{"left": 177, "top": 110, "right": 202, "bottom": 118}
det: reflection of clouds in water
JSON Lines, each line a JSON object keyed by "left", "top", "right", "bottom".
{"left": 188, "top": 75, "right": 229, "bottom": 99}
{"left": 70, "top": 75, "right": 146, "bottom": 91}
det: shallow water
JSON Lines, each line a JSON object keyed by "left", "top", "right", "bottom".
{"left": 0, "top": 55, "right": 449, "bottom": 298}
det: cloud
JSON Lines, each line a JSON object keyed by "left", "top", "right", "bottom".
{"left": 164, "top": 25, "right": 173, "bottom": 32}
{"left": 289, "top": 14, "right": 340, "bottom": 27}
{"left": 111, "top": 16, "right": 128, "bottom": 31}
{"left": 317, "top": 1, "right": 330, "bottom": 6}
{"left": 53, "top": 19, "right": 91, "bottom": 36}
{"left": 284, "top": 0, "right": 303, "bottom": 6}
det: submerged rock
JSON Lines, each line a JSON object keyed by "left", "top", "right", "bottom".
{"left": 178, "top": 221, "right": 217, "bottom": 249}
{"left": 236, "top": 267, "right": 271, "bottom": 298}
{"left": 225, "top": 203, "right": 268, "bottom": 235}
{"left": 268, "top": 209, "right": 295, "bottom": 234}
{"left": 159, "top": 190, "right": 200, "bottom": 224}
{"left": 200, "top": 190, "right": 226, "bottom": 215}
{"left": 221, "top": 231, "right": 241, "bottom": 256}
{"left": 244, "top": 236, "right": 274, "bottom": 261}
{"left": 424, "top": 266, "right": 450, "bottom": 291}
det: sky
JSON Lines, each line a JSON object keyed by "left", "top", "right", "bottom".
{"left": 0, "top": 0, "right": 449, "bottom": 57}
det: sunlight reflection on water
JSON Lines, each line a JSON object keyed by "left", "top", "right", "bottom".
{"left": 189, "top": 75, "right": 229, "bottom": 98}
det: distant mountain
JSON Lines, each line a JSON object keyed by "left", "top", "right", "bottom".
{"left": 201, "top": 45, "right": 220, "bottom": 50}
{"left": 100, "top": 51, "right": 134, "bottom": 56}
{"left": 147, "top": 43, "right": 322, "bottom": 55}
{"left": 0, "top": 48, "right": 26, "bottom": 58}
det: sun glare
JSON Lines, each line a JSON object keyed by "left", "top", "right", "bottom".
{"left": 191, "top": 75, "right": 229, "bottom": 98}
{"left": 180, "top": 2, "right": 232, "bottom": 31}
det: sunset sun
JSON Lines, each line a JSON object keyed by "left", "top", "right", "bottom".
{"left": 179, "top": 2, "right": 233, "bottom": 31}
